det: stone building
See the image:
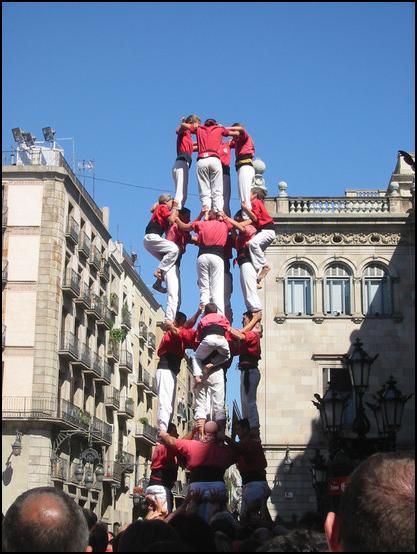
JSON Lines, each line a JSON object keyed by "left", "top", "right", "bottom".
{"left": 258, "top": 152, "right": 415, "bottom": 521}
{"left": 1, "top": 145, "right": 193, "bottom": 528}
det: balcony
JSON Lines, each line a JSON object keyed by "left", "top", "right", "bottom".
{"left": 85, "top": 293, "right": 102, "bottom": 320}
{"left": 2, "top": 324, "right": 5, "bottom": 349}
{"left": 84, "top": 351, "right": 102, "bottom": 379}
{"left": 2, "top": 206, "right": 7, "bottom": 229}
{"left": 78, "top": 231, "right": 91, "bottom": 258}
{"left": 2, "top": 260, "right": 8, "bottom": 285}
{"left": 99, "top": 258, "right": 110, "bottom": 282}
{"left": 102, "top": 461, "right": 123, "bottom": 484}
{"left": 89, "top": 245, "right": 101, "bottom": 270}
{"left": 110, "top": 293, "right": 119, "bottom": 314}
{"left": 60, "top": 399, "right": 91, "bottom": 431}
{"left": 136, "top": 367, "right": 155, "bottom": 394}
{"left": 65, "top": 216, "right": 79, "bottom": 245}
{"left": 74, "top": 284, "right": 91, "bottom": 310}
{"left": 97, "top": 301, "right": 114, "bottom": 330}
{"left": 104, "top": 386, "right": 120, "bottom": 410}
{"left": 107, "top": 339, "right": 120, "bottom": 362}
{"left": 58, "top": 332, "right": 79, "bottom": 361}
{"left": 133, "top": 421, "right": 158, "bottom": 445}
{"left": 147, "top": 332, "right": 156, "bottom": 351}
{"left": 115, "top": 451, "right": 135, "bottom": 474}
{"left": 72, "top": 342, "right": 92, "bottom": 371}
{"left": 121, "top": 306, "right": 132, "bottom": 331}
{"left": 117, "top": 396, "right": 135, "bottom": 419}
{"left": 51, "top": 457, "right": 69, "bottom": 482}
{"left": 139, "top": 322, "right": 148, "bottom": 342}
{"left": 101, "top": 359, "right": 112, "bottom": 384}
{"left": 91, "top": 415, "right": 113, "bottom": 445}
{"left": 119, "top": 349, "right": 133, "bottom": 374}
{"left": 61, "top": 268, "right": 80, "bottom": 298}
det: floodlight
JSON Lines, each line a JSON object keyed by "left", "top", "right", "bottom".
{"left": 22, "top": 132, "right": 36, "bottom": 147}
{"left": 42, "top": 127, "right": 56, "bottom": 142}
{"left": 12, "top": 128, "right": 24, "bottom": 143}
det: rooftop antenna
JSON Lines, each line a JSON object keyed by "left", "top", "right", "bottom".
{"left": 77, "top": 159, "right": 95, "bottom": 196}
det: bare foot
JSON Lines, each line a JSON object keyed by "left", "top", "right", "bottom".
{"left": 257, "top": 265, "right": 271, "bottom": 283}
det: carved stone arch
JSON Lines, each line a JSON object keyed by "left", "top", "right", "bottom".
{"left": 357, "top": 256, "right": 398, "bottom": 278}
{"left": 321, "top": 257, "right": 357, "bottom": 278}
{"left": 279, "top": 256, "right": 319, "bottom": 278}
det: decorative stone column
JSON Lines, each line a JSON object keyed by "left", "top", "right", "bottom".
{"left": 351, "top": 278, "right": 364, "bottom": 323}
{"left": 312, "top": 278, "right": 324, "bottom": 323}
{"left": 276, "top": 182, "right": 289, "bottom": 214}
{"left": 274, "top": 277, "right": 286, "bottom": 323}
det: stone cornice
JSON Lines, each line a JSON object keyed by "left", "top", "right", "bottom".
{"left": 272, "top": 232, "right": 406, "bottom": 246}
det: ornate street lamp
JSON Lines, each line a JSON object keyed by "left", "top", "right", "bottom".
{"left": 84, "top": 470, "right": 94, "bottom": 490}
{"left": 74, "top": 463, "right": 84, "bottom": 484}
{"left": 282, "top": 447, "right": 293, "bottom": 473}
{"left": 344, "top": 338, "right": 378, "bottom": 438}
{"left": 310, "top": 449, "right": 328, "bottom": 517}
{"left": 11, "top": 431, "right": 23, "bottom": 457}
{"left": 95, "top": 464, "right": 104, "bottom": 483}
{"left": 313, "top": 386, "right": 349, "bottom": 458}
{"left": 375, "top": 376, "right": 413, "bottom": 449}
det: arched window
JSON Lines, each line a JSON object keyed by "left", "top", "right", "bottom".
{"left": 286, "top": 264, "right": 313, "bottom": 315}
{"left": 363, "top": 265, "right": 392, "bottom": 316}
{"left": 325, "top": 264, "right": 352, "bottom": 315}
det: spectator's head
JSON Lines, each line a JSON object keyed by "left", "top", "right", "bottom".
{"left": 83, "top": 508, "right": 98, "bottom": 531}
{"left": 118, "top": 520, "right": 179, "bottom": 552}
{"left": 325, "top": 451, "right": 415, "bottom": 552}
{"left": 236, "top": 418, "right": 251, "bottom": 440}
{"left": 89, "top": 523, "right": 109, "bottom": 552}
{"left": 169, "top": 514, "right": 216, "bottom": 552}
{"left": 147, "top": 540, "right": 193, "bottom": 552}
{"left": 209, "top": 511, "right": 238, "bottom": 541}
{"left": 2, "top": 487, "right": 89, "bottom": 552}
{"left": 204, "top": 303, "right": 218, "bottom": 315}
{"left": 256, "top": 529, "right": 328, "bottom": 552}
{"left": 168, "top": 422, "right": 179, "bottom": 438}
{"left": 174, "top": 312, "right": 187, "bottom": 327}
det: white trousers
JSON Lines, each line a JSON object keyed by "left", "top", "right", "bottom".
{"left": 240, "top": 367, "right": 261, "bottom": 430}
{"left": 222, "top": 172, "right": 231, "bottom": 216}
{"left": 197, "top": 253, "right": 225, "bottom": 314}
{"left": 240, "top": 481, "right": 271, "bottom": 520}
{"left": 193, "top": 336, "right": 230, "bottom": 377}
{"left": 143, "top": 234, "right": 179, "bottom": 274}
{"left": 240, "top": 261, "right": 262, "bottom": 313}
{"left": 248, "top": 229, "right": 276, "bottom": 272}
{"left": 197, "top": 157, "right": 223, "bottom": 212}
{"left": 156, "top": 367, "right": 177, "bottom": 432}
{"left": 189, "top": 482, "right": 227, "bottom": 522}
{"left": 237, "top": 165, "right": 255, "bottom": 219}
{"left": 224, "top": 266, "right": 233, "bottom": 324}
{"left": 194, "top": 366, "right": 227, "bottom": 421}
{"left": 165, "top": 264, "right": 181, "bottom": 322}
{"left": 145, "top": 484, "right": 173, "bottom": 514}
{"left": 172, "top": 159, "right": 189, "bottom": 209}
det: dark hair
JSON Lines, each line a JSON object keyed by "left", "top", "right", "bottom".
{"left": 175, "top": 311, "right": 187, "bottom": 324}
{"left": 167, "top": 422, "right": 178, "bottom": 434}
{"left": 83, "top": 507, "right": 98, "bottom": 531}
{"left": 2, "top": 487, "right": 89, "bottom": 552}
{"left": 169, "top": 514, "right": 216, "bottom": 552}
{"left": 256, "top": 529, "right": 327, "bottom": 552}
{"left": 338, "top": 452, "right": 415, "bottom": 552}
{"left": 232, "top": 122, "right": 243, "bottom": 127}
{"left": 148, "top": 540, "right": 193, "bottom": 552}
{"left": 118, "top": 520, "right": 179, "bottom": 552}
{"left": 238, "top": 538, "right": 262, "bottom": 552}
{"left": 204, "top": 118, "right": 217, "bottom": 127}
{"left": 89, "top": 523, "right": 109, "bottom": 552}
{"left": 204, "top": 303, "right": 218, "bottom": 315}
{"left": 243, "top": 311, "right": 254, "bottom": 320}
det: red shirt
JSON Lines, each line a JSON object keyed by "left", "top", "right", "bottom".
{"left": 166, "top": 223, "right": 191, "bottom": 254}
{"left": 191, "top": 124, "right": 231, "bottom": 158}
{"left": 234, "top": 225, "right": 257, "bottom": 251}
{"left": 233, "top": 129, "right": 255, "bottom": 158}
{"left": 158, "top": 327, "right": 197, "bottom": 358}
{"left": 239, "top": 331, "right": 261, "bottom": 359}
{"left": 197, "top": 313, "right": 230, "bottom": 342}
{"left": 176, "top": 127, "right": 194, "bottom": 157}
{"left": 191, "top": 220, "right": 233, "bottom": 247}
{"left": 219, "top": 141, "right": 231, "bottom": 167}
{"left": 235, "top": 438, "right": 267, "bottom": 474}
{"left": 173, "top": 439, "right": 236, "bottom": 471}
{"left": 251, "top": 198, "right": 274, "bottom": 229}
{"left": 150, "top": 204, "right": 171, "bottom": 233}
{"left": 151, "top": 443, "right": 178, "bottom": 472}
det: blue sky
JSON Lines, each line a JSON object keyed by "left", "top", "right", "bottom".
{"left": 2, "top": 2, "right": 415, "bottom": 414}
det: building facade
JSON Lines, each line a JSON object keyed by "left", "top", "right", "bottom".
{"left": 258, "top": 153, "right": 415, "bottom": 521}
{"left": 1, "top": 148, "right": 193, "bottom": 528}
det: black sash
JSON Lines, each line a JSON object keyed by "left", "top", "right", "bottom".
{"left": 190, "top": 466, "right": 225, "bottom": 483}
{"left": 198, "top": 245, "right": 224, "bottom": 258}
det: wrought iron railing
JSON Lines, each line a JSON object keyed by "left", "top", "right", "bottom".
{"left": 62, "top": 268, "right": 80, "bottom": 296}
{"left": 51, "top": 457, "right": 69, "bottom": 481}
{"left": 65, "top": 216, "right": 79, "bottom": 243}
{"left": 134, "top": 421, "right": 158, "bottom": 444}
{"left": 147, "top": 332, "right": 156, "bottom": 351}
{"left": 139, "top": 322, "right": 148, "bottom": 341}
{"left": 78, "top": 231, "right": 91, "bottom": 257}
{"left": 104, "top": 386, "right": 120, "bottom": 409}
{"left": 119, "top": 396, "right": 135, "bottom": 417}
{"left": 107, "top": 339, "right": 120, "bottom": 361}
{"left": 91, "top": 415, "right": 112, "bottom": 444}
{"left": 90, "top": 245, "right": 101, "bottom": 269}
{"left": 59, "top": 331, "right": 79, "bottom": 359}
{"left": 99, "top": 258, "right": 110, "bottom": 281}
{"left": 119, "top": 349, "right": 133, "bottom": 370}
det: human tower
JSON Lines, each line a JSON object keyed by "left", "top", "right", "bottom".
{"left": 141, "top": 117, "right": 275, "bottom": 519}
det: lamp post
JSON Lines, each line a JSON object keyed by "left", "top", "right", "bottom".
{"left": 11, "top": 431, "right": 23, "bottom": 457}
{"left": 310, "top": 449, "right": 328, "bottom": 518}
{"left": 312, "top": 386, "right": 349, "bottom": 458}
